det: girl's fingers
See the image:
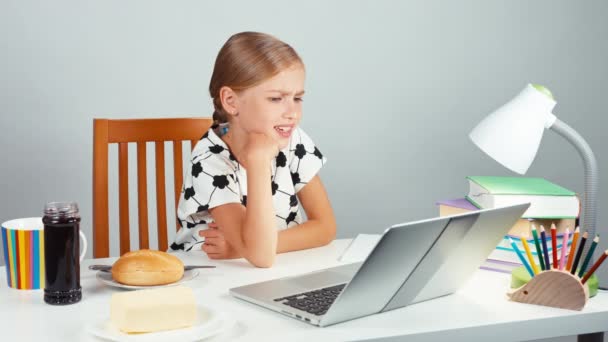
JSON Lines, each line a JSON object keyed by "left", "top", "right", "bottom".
{"left": 199, "top": 229, "right": 221, "bottom": 238}
{"left": 202, "top": 246, "right": 225, "bottom": 259}
{"left": 208, "top": 222, "right": 219, "bottom": 229}
{"left": 202, "top": 238, "right": 215, "bottom": 246}
{"left": 201, "top": 236, "right": 224, "bottom": 246}
{"left": 202, "top": 243, "right": 220, "bottom": 254}
{"left": 207, "top": 253, "right": 221, "bottom": 260}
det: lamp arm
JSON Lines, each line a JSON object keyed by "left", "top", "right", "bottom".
{"left": 549, "top": 118, "right": 599, "bottom": 256}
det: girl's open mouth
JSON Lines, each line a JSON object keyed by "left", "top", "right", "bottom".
{"left": 274, "top": 125, "right": 294, "bottom": 138}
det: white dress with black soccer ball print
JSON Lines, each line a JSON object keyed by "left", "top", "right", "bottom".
{"left": 169, "top": 125, "right": 326, "bottom": 252}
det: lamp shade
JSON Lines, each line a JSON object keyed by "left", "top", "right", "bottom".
{"left": 469, "top": 84, "right": 558, "bottom": 174}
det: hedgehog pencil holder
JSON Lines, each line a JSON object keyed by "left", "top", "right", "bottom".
{"left": 507, "top": 269, "right": 589, "bottom": 311}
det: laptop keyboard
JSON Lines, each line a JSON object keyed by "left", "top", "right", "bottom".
{"left": 273, "top": 283, "right": 346, "bottom": 316}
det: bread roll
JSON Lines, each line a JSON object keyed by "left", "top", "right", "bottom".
{"left": 112, "top": 249, "right": 184, "bottom": 286}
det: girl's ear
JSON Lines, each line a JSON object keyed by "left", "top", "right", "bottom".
{"left": 219, "top": 86, "right": 239, "bottom": 118}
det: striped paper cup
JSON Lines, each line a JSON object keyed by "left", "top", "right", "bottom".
{"left": 1, "top": 217, "right": 45, "bottom": 289}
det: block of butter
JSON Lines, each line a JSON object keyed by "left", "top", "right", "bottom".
{"left": 110, "top": 286, "right": 197, "bottom": 333}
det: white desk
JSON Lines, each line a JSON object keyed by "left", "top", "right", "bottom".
{"left": 1, "top": 239, "right": 608, "bottom": 341}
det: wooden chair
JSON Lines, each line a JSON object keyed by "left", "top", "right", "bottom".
{"left": 93, "top": 118, "right": 213, "bottom": 258}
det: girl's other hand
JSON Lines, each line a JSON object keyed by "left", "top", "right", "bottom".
{"left": 243, "top": 132, "right": 279, "bottom": 164}
{"left": 199, "top": 222, "right": 239, "bottom": 259}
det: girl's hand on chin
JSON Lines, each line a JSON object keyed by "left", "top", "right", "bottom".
{"left": 243, "top": 132, "right": 279, "bottom": 165}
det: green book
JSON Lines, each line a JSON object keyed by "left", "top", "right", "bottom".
{"left": 465, "top": 176, "right": 579, "bottom": 219}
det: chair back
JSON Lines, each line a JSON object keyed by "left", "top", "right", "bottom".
{"left": 93, "top": 118, "right": 213, "bottom": 257}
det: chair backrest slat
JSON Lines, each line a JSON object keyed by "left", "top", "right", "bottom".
{"left": 136, "top": 142, "right": 149, "bottom": 250}
{"left": 172, "top": 141, "right": 183, "bottom": 232}
{"left": 93, "top": 118, "right": 213, "bottom": 257}
{"left": 93, "top": 120, "right": 110, "bottom": 258}
{"left": 155, "top": 141, "right": 168, "bottom": 252}
{"left": 118, "top": 142, "right": 131, "bottom": 256}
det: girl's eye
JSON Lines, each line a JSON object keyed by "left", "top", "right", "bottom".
{"left": 295, "top": 97, "right": 304, "bottom": 102}
{"left": 269, "top": 97, "right": 282, "bottom": 102}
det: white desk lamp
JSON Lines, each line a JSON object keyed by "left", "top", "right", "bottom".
{"left": 469, "top": 84, "right": 599, "bottom": 268}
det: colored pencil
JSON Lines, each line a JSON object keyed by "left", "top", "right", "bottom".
{"left": 540, "top": 226, "right": 551, "bottom": 270}
{"left": 582, "top": 250, "right": 608, "bottom": 284}
{"left": 567, "top": 227, "right": 580, "bottom": 272}
{"left": 571, "top": 231, "right": 589, "bottom": 275}
{"left": 551, "top": 224, "right": 558, "bottom": 268}
{"left": 531, "top": 226, "right": 546, "bottom": 271}
{"left": 521, "top": 234, "right": 539, "bottom": 275}
{"left": 559, "top": 228, "right": 570, "bottom": 270}
{"left": 578, "top": 235, "right": 600, "bottom": 278}
{"left": 510, "top": 238, "right": 534, "bottom": 277}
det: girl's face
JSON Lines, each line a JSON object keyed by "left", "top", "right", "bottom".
{"left": 232, "top": 65, "right": 305, "bottom": 149}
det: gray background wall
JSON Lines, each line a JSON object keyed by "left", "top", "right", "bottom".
{"left": 1, "top": 1, "right": 607, "bottom": 339}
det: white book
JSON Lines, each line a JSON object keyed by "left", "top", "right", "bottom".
{"left": 480, "top": 259, "right": 520, "bottom": 274}
{"left": 487, "top": 248, "right": 526, "bottom": 264}
{"left": 496, "top": 236, "right": 567, "bottom": 254}
{"left": 465, "top": 176, "right": 579, "bottom": 219}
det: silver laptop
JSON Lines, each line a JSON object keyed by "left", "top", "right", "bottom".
{"left": 229, "top": 203, "right": 529, "bottom": 327}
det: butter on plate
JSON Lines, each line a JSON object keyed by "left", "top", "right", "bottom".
{"left": 110, "top": 286, "right": 197, "bottom": 333}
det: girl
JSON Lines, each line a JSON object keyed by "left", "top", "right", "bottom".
{"left": 170, "top": 32, "right": 336, "bottom": 267}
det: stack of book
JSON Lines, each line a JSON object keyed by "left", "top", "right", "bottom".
{"left": 437, "top": 176, "right": 580, "bottom": 274}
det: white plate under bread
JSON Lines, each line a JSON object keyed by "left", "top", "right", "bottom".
{"left": 96, "top": 269, "right": 200, "bottom": 290}
{"left": 86, "top": 306, "right": 232, "bottom": 342}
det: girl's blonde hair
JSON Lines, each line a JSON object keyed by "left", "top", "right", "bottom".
{"left": 209, "top": 32, "right": 304, "bottom": 124}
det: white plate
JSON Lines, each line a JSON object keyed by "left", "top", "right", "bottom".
{"left": 86, "top": 306, "right": 233, "bottom": 342}
{"left": 96, "top": 269, "right": 199, "bottom": 290}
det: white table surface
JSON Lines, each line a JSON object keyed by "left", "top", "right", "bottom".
{"left": 2, "top": 239, "right": 608, "bottom": 342}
